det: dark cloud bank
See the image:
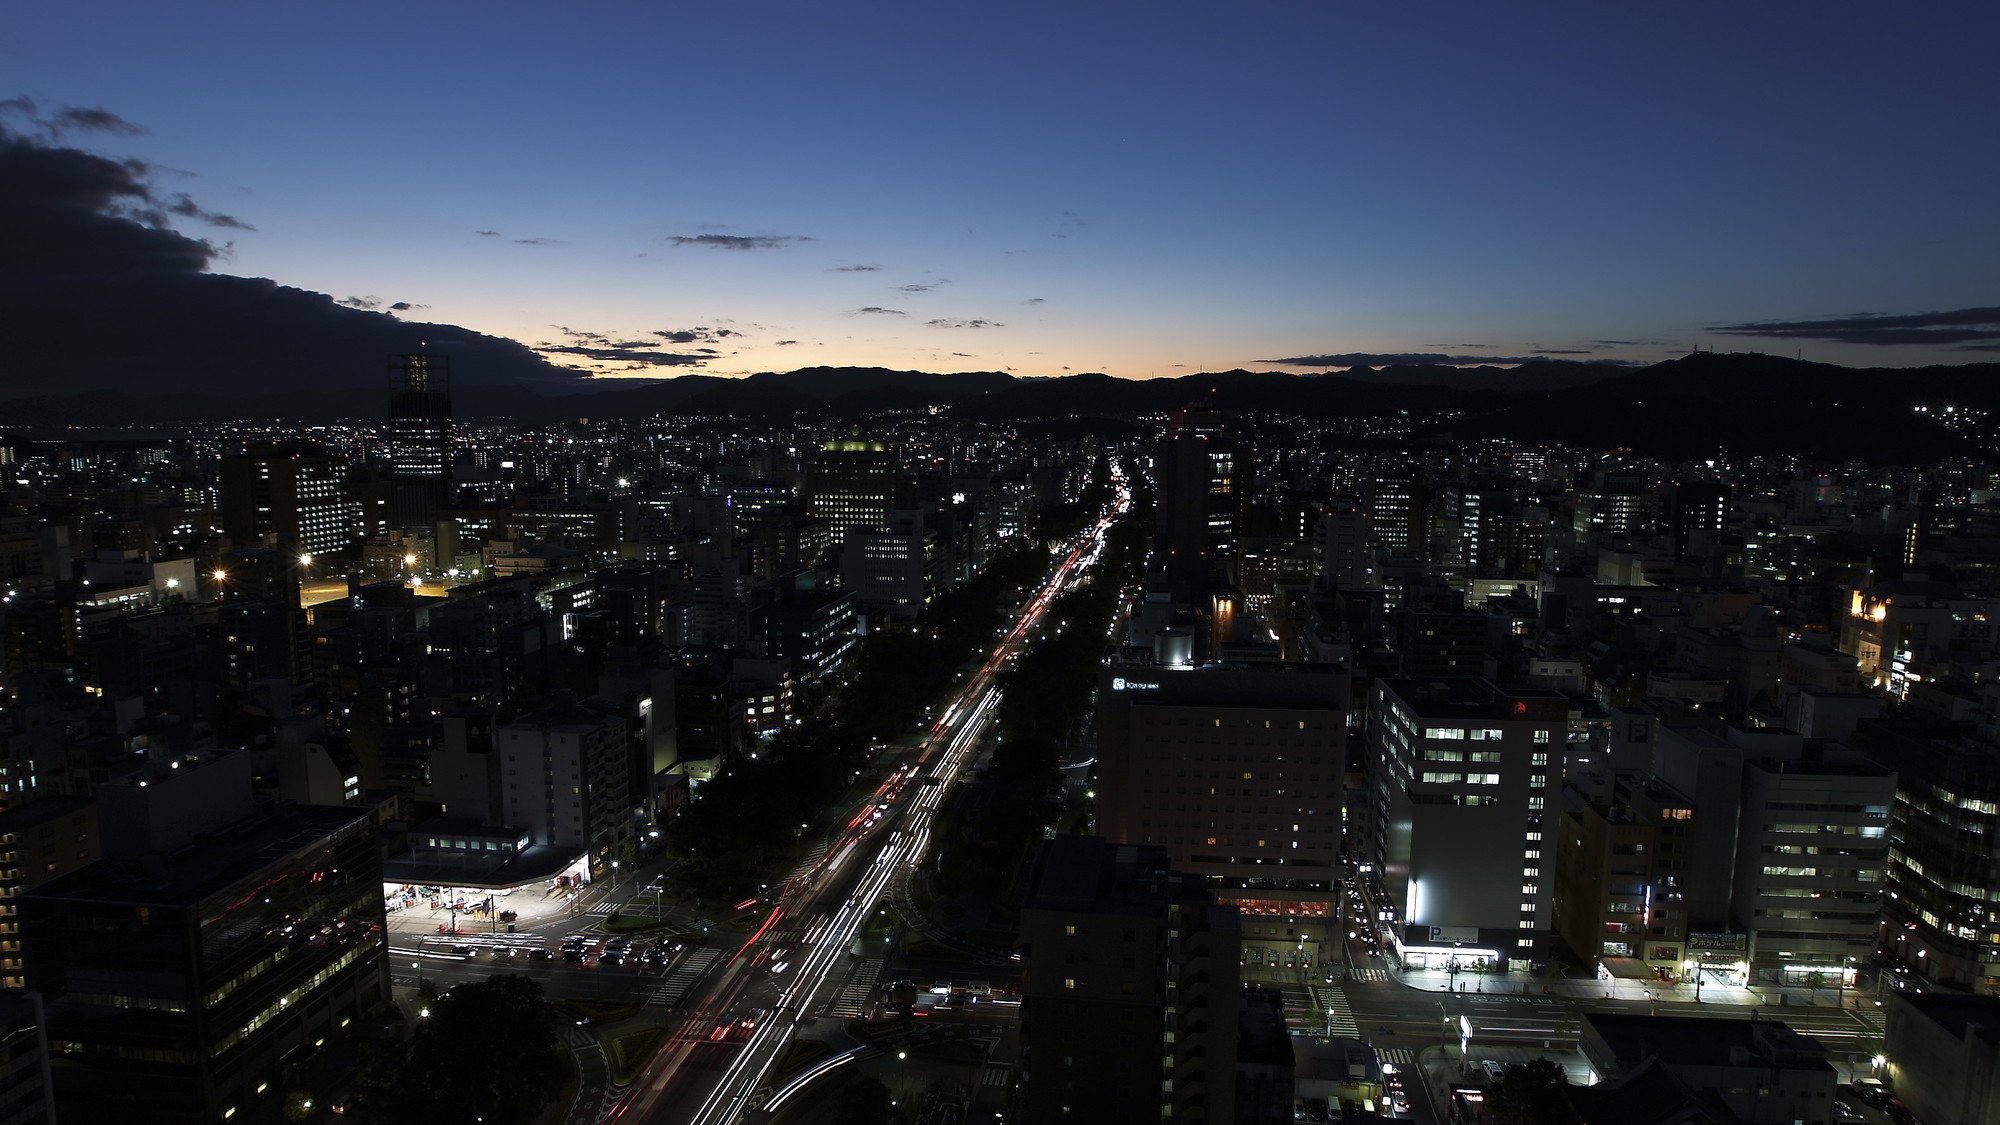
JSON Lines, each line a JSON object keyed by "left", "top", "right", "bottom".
{"left": 0, "top": 112, "right": 582, "bottom": 396}
{"left": 1711, "top": 308, "right": 2000, "bottom": 350}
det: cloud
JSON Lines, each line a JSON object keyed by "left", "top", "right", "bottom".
{"left": 897, "top": 283, "right": 934, "bottom": 293}
{"left": 512, "top": 237, "right": 555, "bottom": 246}
{"left": 51, "top": 105, "right": 143, "bottom": 136}
{"left": 1709, "top": 307, "right": 2000, "bottom": 348}
{"left": 1, "top": 98, "right": 144, "bottom": 138}
{"left": 164, "top": 193, "right": 254, "bottom": 229}
{"left": 952, "top": 352, "right": 974, "bottom": 358}
{"left": 834, "top": 264, "right": 880, "bottom": 272}
{"left": 475, "top": 230, "right": 501, "bottom": 237}
{"left": 387, "top": 301, "right": 427, "bottom": 313}
{"left": 667, "top": 233, "right": 811, "bottom": 250}
{"left": 775, "top": 339, "right": 799, "bottom": 346}
{"left": 1532, "top": 348, "right": 1597, "bottom": 355}
{"left": 854, "top": 306, "right": 905, "bottom": 316}
{"left": 1263, "top": 352, "right": 1561, "bottom": 367}
{"left": 338, "top": 296, "right": 383, "bottom": 310}
{"left": 926, "top": 318, "right": 1001, "bottom": 329}
{"left": 1025, "top": 297, "right": 1046, "bottom": 304}
{"left": 652, "top": 326, "right": 735, "bottom": 344}
{"left": 534, "top": 344, "right": 708, "bottom": 367}
{"left": 0, "top": 119, "right": 580, "bottom": 394}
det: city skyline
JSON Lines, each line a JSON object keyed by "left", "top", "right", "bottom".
{"left": 4, "top": 1, "right": 1997, "bottom": 394}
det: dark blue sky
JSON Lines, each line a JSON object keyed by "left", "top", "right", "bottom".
{"left": 6, "top": 1, "right": 1996, "bottom": 383}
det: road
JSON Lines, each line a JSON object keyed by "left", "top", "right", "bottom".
{"left": 607, "top": 465, "right": 1131, "bottom": 1125}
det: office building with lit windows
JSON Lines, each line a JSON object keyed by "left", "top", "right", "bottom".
{"left": 218, "top": 445, "right": 351, "bottom": 558}
{"left": 20, "top": 798, "right": 387, "bottom": 1125}
{"left": 802, "top": 440, "right": 896, "bottom": 548}
{"left": 385, "top": 353, "right": 452, "bottom": 530}
{"left": 1853, "top": 720, "right": 2000, "bottom": 993}
{"left": 1363, "top": 677, "right": 1569, "bottom": 966}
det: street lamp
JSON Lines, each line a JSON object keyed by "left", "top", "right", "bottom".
{"left": 611, "top": 859, "right": 620, "bottom": 894}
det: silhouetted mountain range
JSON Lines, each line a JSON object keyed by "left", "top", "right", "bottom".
{"left": 4, "top": 353, "right": 1995, "bottom": 459}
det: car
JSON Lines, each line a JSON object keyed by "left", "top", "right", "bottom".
{"left": 600, "top": 952, "right": 624, "bottom": 966}
{"left": 1849, "top": 1081, "right": 1891, "bottom": 1108}
{"left": 529, "top": 948, "right": 555, "bottom": 962}
{"left": 562, "top": 949, "right": 585, "bottom": 963}
{"left": 1833, "top": 1105, "right": 1863, "bottom": 1121}
{"left": 644, "top": 947, "right": 668, "bottom": 966}
{"left": 454, "top": 945, "right": 476, "bottom": 958}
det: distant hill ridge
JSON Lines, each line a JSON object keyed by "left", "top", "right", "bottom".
{"left": 4, "top": 353, "right": 1996, "bottom": 458}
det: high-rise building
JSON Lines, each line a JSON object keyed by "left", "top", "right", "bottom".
{"left": 1551, "top": 774, "right": 1694, "bottom": 983}
{"left": 803, "top": 440, "right": 895, "bottom": 549}
{"left": 218, "top": 443, "right": 351, "bottom": 557}
{"left": 1095, "top": 656, "right": 1347, "bottom": 942}
{"left": 1021, "top": 836, "right": 1243, "bottom": 1124}
{"left": 495, "top": 697, "right": 632, "bottom": 859}
{"left": 20, "top": 761, "right": 388, "bottom": 1125}
{"left": 0, "top": 990, "right": 56, "bottom": 1125}
{"left": 1154, "top": 410, "right": 1237, "bottom": 594}
{"left": 1850, "top": 720, "right": 1998, "bottom": 991}
{"left": 0, "top": 797, "right": 97, "bottom": 990}
{"left": 1668, "top": 481, "right": 1730, "bottom": 560}
{"left": 1364, "top": 474, "right": 1421, "bottom": 556}
{"left": 1654, "top": 724, "right": 1893, "bottom": 985}
{"left": 1363, "top": 677, "right": 1570, "bottom": 965}
{"left": 386, "top": 353, "right": 452, "bottom": 530}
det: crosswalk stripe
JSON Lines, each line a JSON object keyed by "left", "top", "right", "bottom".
{"left": 651, "top": 947, "right": 719, "bottom": 1006}
{"left": 825, "top": 957, "right": 885, "bottom": 1017}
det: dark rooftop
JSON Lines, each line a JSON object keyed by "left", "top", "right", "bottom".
{"left": 25, "top": 803, "right": 373, "bottom": 907}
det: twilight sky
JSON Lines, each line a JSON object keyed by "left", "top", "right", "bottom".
{"left": 4, "top": 1, "right": 1997, "bottom": 389}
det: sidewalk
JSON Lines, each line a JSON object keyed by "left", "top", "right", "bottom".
{"left": 1385, "top": 961, "right": 1875, "bottom": 1011}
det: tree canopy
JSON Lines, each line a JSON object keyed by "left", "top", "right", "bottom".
{"left": 368, "top": 974, "right": 568, "bottom": 1125}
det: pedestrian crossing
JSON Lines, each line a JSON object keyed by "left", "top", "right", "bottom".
{"left": 1350, "top": 966, "right": 1391, "bottom": 983}
{"left": 1308, "top": 984, "right": 1361, "bottom": 1038}
{"left": 980, "top": 1061, "right": 1011, "bottom": 1088}
{"left": 1378, "top": 1047, "right": 1414, "bottom": 1068}
{"left": 586, "top": 901, "right": 616, "bottom": 916}
{"left": 651, "top": 947, "right": 719, "bottom": 1007}
{"left": 825, "top": 957, "right": 885, "bottom": 1018}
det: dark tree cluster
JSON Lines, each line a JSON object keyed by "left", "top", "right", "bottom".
{"left": 935, "top": 501, "right": 1148, "bottom": 903}
{"left": 360, "top": 974, "right": 567, "bottom": 1125}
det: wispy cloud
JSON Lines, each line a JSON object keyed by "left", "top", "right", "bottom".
{"left": 1709, "top": 307, "right": 2000, "bottom": 348}
{"left": 927, "top": 318, "right": 1001, "bottom": 329}
{"left": 1, "top": 98, "right": 144, "bottom": 138}
{"left": 668, "top": 233, "right": 811, "bottom": 250}
{"left": 834, "top": 264, "right": 880, "bottom": 272}
{"left": 165, "top": 193, "right": 252, "bottom": 230}
{"left": 854, "top": 306, "right": 906, "bottom": 316}
{"left": 475, "top": 230, "right": 501, "bottom": 237}
{"left": 775, "top": 339, "right": 799, "bottom": 345}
